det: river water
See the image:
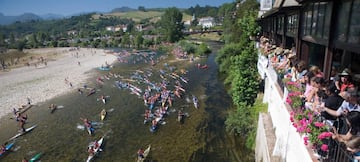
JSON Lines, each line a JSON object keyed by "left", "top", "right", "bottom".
{"left": 0, "top": 41, "right": 253, "bottom": 162}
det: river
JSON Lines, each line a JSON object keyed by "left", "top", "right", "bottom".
{"left": 0, "top": 41, "right": 254, "bottom": 162}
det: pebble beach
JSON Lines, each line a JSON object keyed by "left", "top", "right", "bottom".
{"left": 0, "top": 47, "right": 117, "bottom": 120}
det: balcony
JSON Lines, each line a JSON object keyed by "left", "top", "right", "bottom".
{"left": 255, "top": 51, "right": 355, "bottom": 162}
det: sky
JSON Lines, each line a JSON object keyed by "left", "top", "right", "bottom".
{"left": 0, "top": 0, "right": 235, "bottom": 16}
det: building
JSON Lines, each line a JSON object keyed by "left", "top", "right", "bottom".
{"left": 258, "top": 0, "right": 360, "bottom": 79}
{"left": 198, "top": 17, "right": 215, "bottom": 29}
{"left": 256, "top": 0, "right": 360, "bottom": 161}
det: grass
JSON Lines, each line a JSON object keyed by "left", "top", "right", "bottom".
{"left": 92, "top": 11, "right": 192, "bottom": 23}
{"left": 93, "top": 11, "right": 164, "bottom": 22}
{"left": 246, "top": 93, "right": 268, "bottom": 149}
{"left": 188, "top": 32, "right": 222, "bottom": 41}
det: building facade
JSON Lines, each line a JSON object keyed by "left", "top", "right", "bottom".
{"left": 259, "top": 0, "right": 360, "bottom": 81}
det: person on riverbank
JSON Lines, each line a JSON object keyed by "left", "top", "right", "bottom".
{"left": 16, "top": 113, "right": 27, "bottom": 132}
{"left": 27, "top": 97, "right": 31, "bottom": 105}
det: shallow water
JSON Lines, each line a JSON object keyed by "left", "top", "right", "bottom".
{"left": 0, "top": 42, "right": 253, "bottom": 162}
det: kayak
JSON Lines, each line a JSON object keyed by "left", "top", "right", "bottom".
{"left": 0, "top": 142, "right": 15, "bottom": 156}
{"left": 86, "top": 136, "right": 104, "bottom": 162}
{"left": 136, "top": 145, "right": 151, "bottom": 162}
{"left": 100, "top": 109, "right": 107, "bottom": 121}
{"left": 98, "top": 67, "right": 110, "bottom": 71}
{"left": 29, "top": 153, "right": 42, "bottom": 162}
{"left": 150, "top": 125, "right": 157, "bottom": 133}
{"left": 192, "top": 95, "right": 199, "bottom": 109}
{"left": 8, "top": 124, "right": 37, "bottom": 141}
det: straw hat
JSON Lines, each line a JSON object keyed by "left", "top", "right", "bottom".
{"left": 288, "top": 53, "right": 296, "bottom": 59}
{"left": 339, "top": 68, "right": 352, "bottom": 76}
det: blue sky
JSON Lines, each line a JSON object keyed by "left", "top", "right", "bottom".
{"left": 0, "top": 0, "right": 234, "bottom": 16}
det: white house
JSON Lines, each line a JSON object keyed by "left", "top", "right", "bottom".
{"left": 198, "top": 17, "right": 215, "bottom": 29}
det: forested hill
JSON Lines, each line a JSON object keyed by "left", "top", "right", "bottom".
{"left": 0, "top": 13, "right": 43, "bottom": 25}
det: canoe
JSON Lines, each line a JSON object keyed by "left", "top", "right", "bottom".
{"left": 29, "top": 153, "right": 42, "bottom": 162}
{"left": 86, "top": 136, "right": 104, "bottom": 162}
{"left": 136, "top": 145, "right": 151, "bottom": 162}
{"left": 8, "top": 124, "right": 37, "bottom": 141}
{"left": 100, "top": 109, "right": 106, "bottom": 121}
{"left": 0, "top": 142, "right": 15, "bottom": 156}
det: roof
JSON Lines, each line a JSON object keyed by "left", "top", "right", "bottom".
{"left": 260, "top": 0, "right": 300, "bottom": 18}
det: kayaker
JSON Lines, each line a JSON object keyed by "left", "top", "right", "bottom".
{"left": 0, "top": 144, "right": 6, "bottom": 154}
{"left": 78, "top": 88, "right": 83, "bottom": 94}
{"left": 137, "top": 148, "right": 145, "bottom": 159}
{"left": 22, "top": 157, "right": 29, "bottom": 162}
{"left": 88, "top": 140, "right": 99, "bottom": 155}
{"left": 178, "top": 110, "right": 184, "bottom": 122}
{"left": 49, "top": 104, "right": 56, "bottom": 110}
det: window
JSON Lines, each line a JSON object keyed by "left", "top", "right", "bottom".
{"left": 316, "top": 3, "right": 326, "bottom": 38}
{"left": 348, "top": 0, "right": 360, "bottom": 43}
{"left": 336, "top": 1, "right": 351, "bottom": 42}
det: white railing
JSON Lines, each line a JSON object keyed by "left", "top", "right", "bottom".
{"left": 257, "top": 52, "right": 313, "bottom": 162}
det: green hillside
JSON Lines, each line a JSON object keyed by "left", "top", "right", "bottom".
{"left": 93, "top": 11, "right": 164, "bottom": 22}
{"left": 93, "top": 10, "right": 192, "bottom": 23}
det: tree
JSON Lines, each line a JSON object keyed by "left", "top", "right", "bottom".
{"left": 138, "top": 6, "right": 146, "bottom": 12}
{"left": 159, "top": 7, "right": 184, "bottom": 43}
{"left": 29, "top": 33, "right": 39, "bottom": 48}
{"left": 121, "top": 33, "right": 130, "bottom": 48}
{"left": 196, "top": 43, "right": 212, "bottom": 56}
{"left": 135, "top": 33, "right": 144, "bottom": 49}
{"left": 0, "top": 32, "right": 5, "bottom": 47}
{"left": 16, "top": 39, "right": 27, "bottom": 51}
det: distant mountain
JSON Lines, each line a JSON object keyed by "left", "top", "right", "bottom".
{"left": 41, "top": 13, "right": 64, "bottom": 20}
{"left": 0, "top": 12, "right": 42, "bottom": 25}
{"left": 111, "top": 7, "right": 136, "bottom": 13}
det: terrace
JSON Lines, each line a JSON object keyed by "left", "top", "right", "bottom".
{"left": 256, "top": 42, "right": 356, "bottom": 162}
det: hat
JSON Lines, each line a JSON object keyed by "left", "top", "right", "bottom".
{"left": 288, "top": 53, "right": 296, "bottom": 59}
{"left": 339, "top": 69, "right": 351, "bottom": 76}
{"left": 283, "top": 49, "right": 290, "bottom": 54}
{"left": 275, "top": 47, "right": 283, "bottom": 55}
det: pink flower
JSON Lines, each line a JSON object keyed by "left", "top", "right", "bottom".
{"left": 318, "top": 132, "right": 332, "bottom": 140}
{"left": 314, "top": 122, "right": 325, "bottom": 128}
{"left": 320, "top": 144, "right": 329, "bottom": 152}
{"left": 303, "top": 136, "right": 309, "bottom": 145}
{"left": 290, "top": 116, "right": 294, "bottom": 122}
{"left": 286, "top": 97, "right": 292, "bottom": 104}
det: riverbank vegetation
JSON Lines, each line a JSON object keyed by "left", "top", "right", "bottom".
{"left": 215, "top": 0, "right": 266, "bottom": 151}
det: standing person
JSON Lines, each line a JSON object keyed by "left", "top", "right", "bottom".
{"left": 27, "top": 97, "right": 31, "bottom": 105}
{"left": 17, "top": 113, "right": 28, "bottom": 132}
